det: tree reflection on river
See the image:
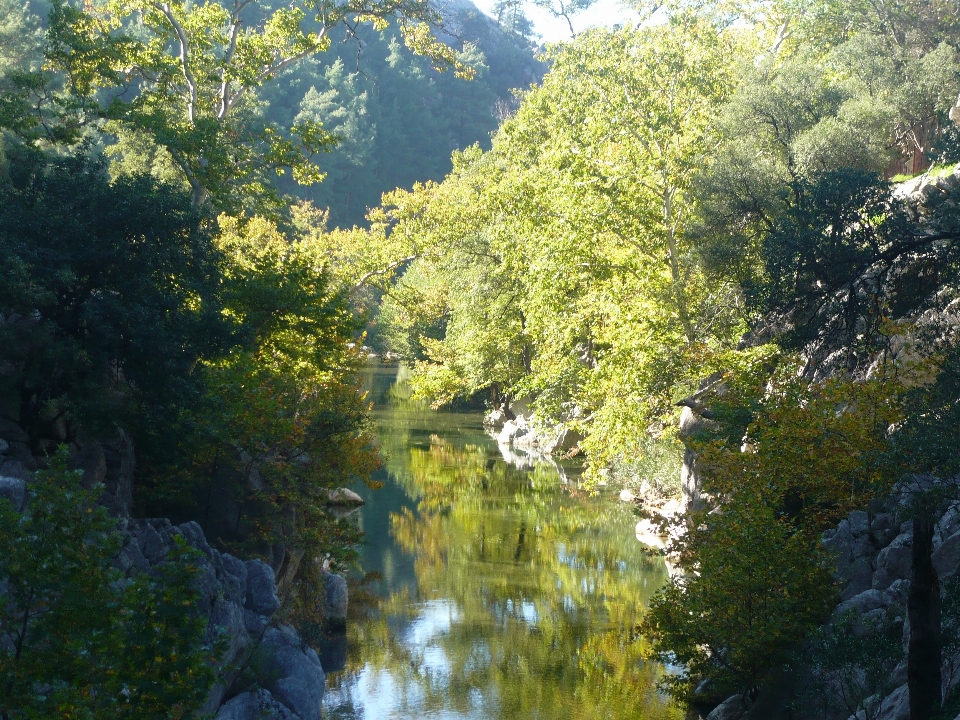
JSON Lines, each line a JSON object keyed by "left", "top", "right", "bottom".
{"left": 321, "top": 364, "right": 682, "bottom": 720}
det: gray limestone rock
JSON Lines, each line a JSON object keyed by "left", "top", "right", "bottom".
{"left": 215, "top": 689, "right": 301, "bottom": 720}
{"left": 0, "top": 460, "right": 28, "bottom": 481}
{"left": 245, "top": 560, "right": 281, "bottom": 616}
{"left": 323, "top": 572, "right": 348, "bottom": 626}
{"left": 707, "top": 694, "right": 751, "bottom": 720}
{"left": 848, "top": 510, "right": 870, "bottom": 537}
{"left": 244, "top": 609, "right": 270, "bottom": 636}
{"left": 833, "top": 589, "right": 884, "bottom": 621}
{"left": 327, "top": 487, "right": 364, "bottom": 506}
{"left": 870, "top": 683, "right": 909, "bottom": 720}
{"left": 220, "top": 553, "right": 249, "bottom": 605}
{"left": 839, "top": 557, "right": 875, "bottom": 601}
{"left": 873, "top": 532, "right": 913, "bottom": 591}
{"left": 258, "top": 626, "right": 325, "bottom": 720}
{"left": 871, "top": 513, "right": 897, "bottom": 550}
{"left": 200, "top": 599, "right": 252, "bottom": 715}
{"left": 936, "top": 506, "right": 960, "bottom": 549}
{"left": 139, "top": 521, "right": 171, "bottom": 563}
{"left": 177, "top": 521, "right": 216, "bottom": 560}
{"left": 933, "top": 530, "right": 960, "bottom": 581}
{"left": 0, "top": 476, "right": 25, "bottom": 512}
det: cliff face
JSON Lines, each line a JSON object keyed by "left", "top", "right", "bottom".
{"left": 681, "top": 168, "right": 960, "bottom": 720}
{"left": 0, "top": 420, "right": 346, "bottom": 720}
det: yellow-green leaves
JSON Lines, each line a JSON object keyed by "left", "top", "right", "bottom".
{"left": 38, "top": 0, "right": 463, "bottom": 212}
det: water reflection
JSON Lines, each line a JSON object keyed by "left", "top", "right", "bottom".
{"left": 322, "top": 364, "right": 682, "bottom": 720}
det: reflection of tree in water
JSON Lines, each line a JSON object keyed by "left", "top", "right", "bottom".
{"left": 351, "top": 429, "right": 681, "bottom": 719}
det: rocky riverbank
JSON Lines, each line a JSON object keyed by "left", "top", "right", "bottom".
{"left": 0, "top": 419, "right": 352, "bottom": 720}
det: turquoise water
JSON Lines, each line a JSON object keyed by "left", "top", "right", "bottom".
{"left": 320, "top": 363, "right": 681, "bottom": 720}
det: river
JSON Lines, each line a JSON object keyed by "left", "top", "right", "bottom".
{"left": 320, "top": 362, "right": 682, "bottom": 720}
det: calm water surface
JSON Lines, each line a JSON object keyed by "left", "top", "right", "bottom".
{"left": 321, "top": 363, "right": 682, "bottom": 720}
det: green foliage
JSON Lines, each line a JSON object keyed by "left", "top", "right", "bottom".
{"left": 0, "top": 450, "right": 216, "bottom": 719}
{"left": 142, "top": 214, "right": 379, "bottom": 564}
{"left": 0, "top": 145, "right": 232, "bottom": 449}
{"left": 371, "top": 15, "right": 747, "bottom": 480}
{"left": 643, "top": 369, "right": 906, "bottom": 700}
{"left": 645, "top": 502, "right": 837, "bottom": 702}
{"left": 801, "top": 610, "right": 904, "bottom": 720}
{"left": 694, "top": 26, "right": 960, "bottom": 307}
{"left": 9, "top": 0, "right": 476, "bottom": 213}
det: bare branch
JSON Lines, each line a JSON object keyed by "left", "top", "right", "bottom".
{"left": 353, "top": 254, "right": 420, "bottom": 290}
{"left": 218, "top": 0, "right": 257, "bottom": 119}
{"left": 224, "top": 27, "right": 328, "bottom": 116}
{"left": 155, "top": 3, "right": 198, "bottom": 123}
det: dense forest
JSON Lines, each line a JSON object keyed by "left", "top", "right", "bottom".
{"left": 3, "top": 0, "right": 960, "bottom": 717}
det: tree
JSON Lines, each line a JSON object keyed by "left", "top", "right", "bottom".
{"left": 142, "top": 214, "right": 379, "bottom": 571}
{"left": 0, "top": 451, "right": 216, "bottom": 719}
{"left": 0, "top": 145, "right": 232, "bottom": 451}
{"left": 12, "top": 0, "right": 474, "bottom": 212}
{"left": 371, "top": 13, "right": 746, "bottom": 479}
{"left": 643, "top": 367, "right": 906, "bottom": 702}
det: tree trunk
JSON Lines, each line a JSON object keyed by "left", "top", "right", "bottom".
{"left": 908, "top": 517, "right": 941, "bottom": 720}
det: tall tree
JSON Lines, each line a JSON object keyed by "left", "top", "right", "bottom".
{"left": 13, "top": 0, "right": 473, "bottom": 212}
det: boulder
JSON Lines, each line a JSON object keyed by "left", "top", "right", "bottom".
{"left": 707, "top": 693, "right": 751, "bottom": 720}
{"left": 870, "top": 683, "right": 909, "bottom": 720}
{"left": 327, "top": 488, "right": 364, "bottom": 507}
{"left": 258, "top": 625, "right": 325, "bottom": 720}
{"left": 200, "top": 599, "right": 252, "bottom": 715}
{"left": 873, "top": 532, "right": 913, "bottom": 591}
{"left": 936, "top": 506, "right": 960, "bottom": 548}
{"left": 0, "top": 438, "right": 9, "bottom": 454}
{"left": 483, "top": 408, "right": 507, "bottom": 430}
{"left": 220, "top": 553, "right": 249, "bottom": 606}
{"left": 0, "top": 476, "right": 25, "bottom": 512}
{"left": 848, "top": 510, "right": 870, "bottom": 537}
{"left": 245, "top": 560, "right": 281, "bottom": 616}
{"left": 871, "top": 513, "right": 897, "bottom": 550}
{"left": 839, "top": 557, "right": 875, "bottom": 601}
{"left": 833, "top": 589, "right": 884, "bottom": 621}
{"left": 497, "top": 420, "right": 519, "bottom": 445}
{"left": 0, "top": 460, "right": 28, "bottom": 481}
{"left": 215, "top": 689, "right": 300, "bottom": 720}
{"left": 322, "top": 571, "right": 348, "bottom": 627}
{"left": 0, "top": 418, "right": 29, "bottom": 444}
{"left": 933, "top": 530, "right": 960, "bottom": 581}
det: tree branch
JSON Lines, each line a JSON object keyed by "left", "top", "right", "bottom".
{"left": 224, "top": 31, "right": 327, "bottom": 116}
{"left": 353, "top": 254, "right": 420, "bottom": 290}
{"left": 218, "top": 0, "right": 256, "bottom": 120}
{"left": 155, "top": 3, "right": 198, "bottom": 124}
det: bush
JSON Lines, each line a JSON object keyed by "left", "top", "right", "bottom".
{"left": 0, "top": 451, "right": 217, "bottom": 720}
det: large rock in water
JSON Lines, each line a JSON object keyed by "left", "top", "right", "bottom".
{"left": 216, "top": 689, "right": 301, "bottom": 720}
{"left": 327, "top": 487, "right": 364, "bottom": 506}
{"left": 707, "top": 694, "right": 751, "bottom": 720}
{"left": 257, "top": 626, "right": 325, "bottom": 720}
{"left": 323, "top": 571, "right": 348, "bottom": 627}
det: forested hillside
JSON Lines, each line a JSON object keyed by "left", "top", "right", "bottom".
{"left": 261, "top": 4, "right": 544, "bottom": 227}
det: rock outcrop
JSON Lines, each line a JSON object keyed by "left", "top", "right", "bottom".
{"left": 484, "top": 405, "right": 582, "bottom": 456}
{"left": 0, "top": 418, "right": 345, "bottom": 720}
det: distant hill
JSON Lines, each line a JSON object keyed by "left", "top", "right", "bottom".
{"left": 260, "top": 1, "right": 546, "bottom": 228}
